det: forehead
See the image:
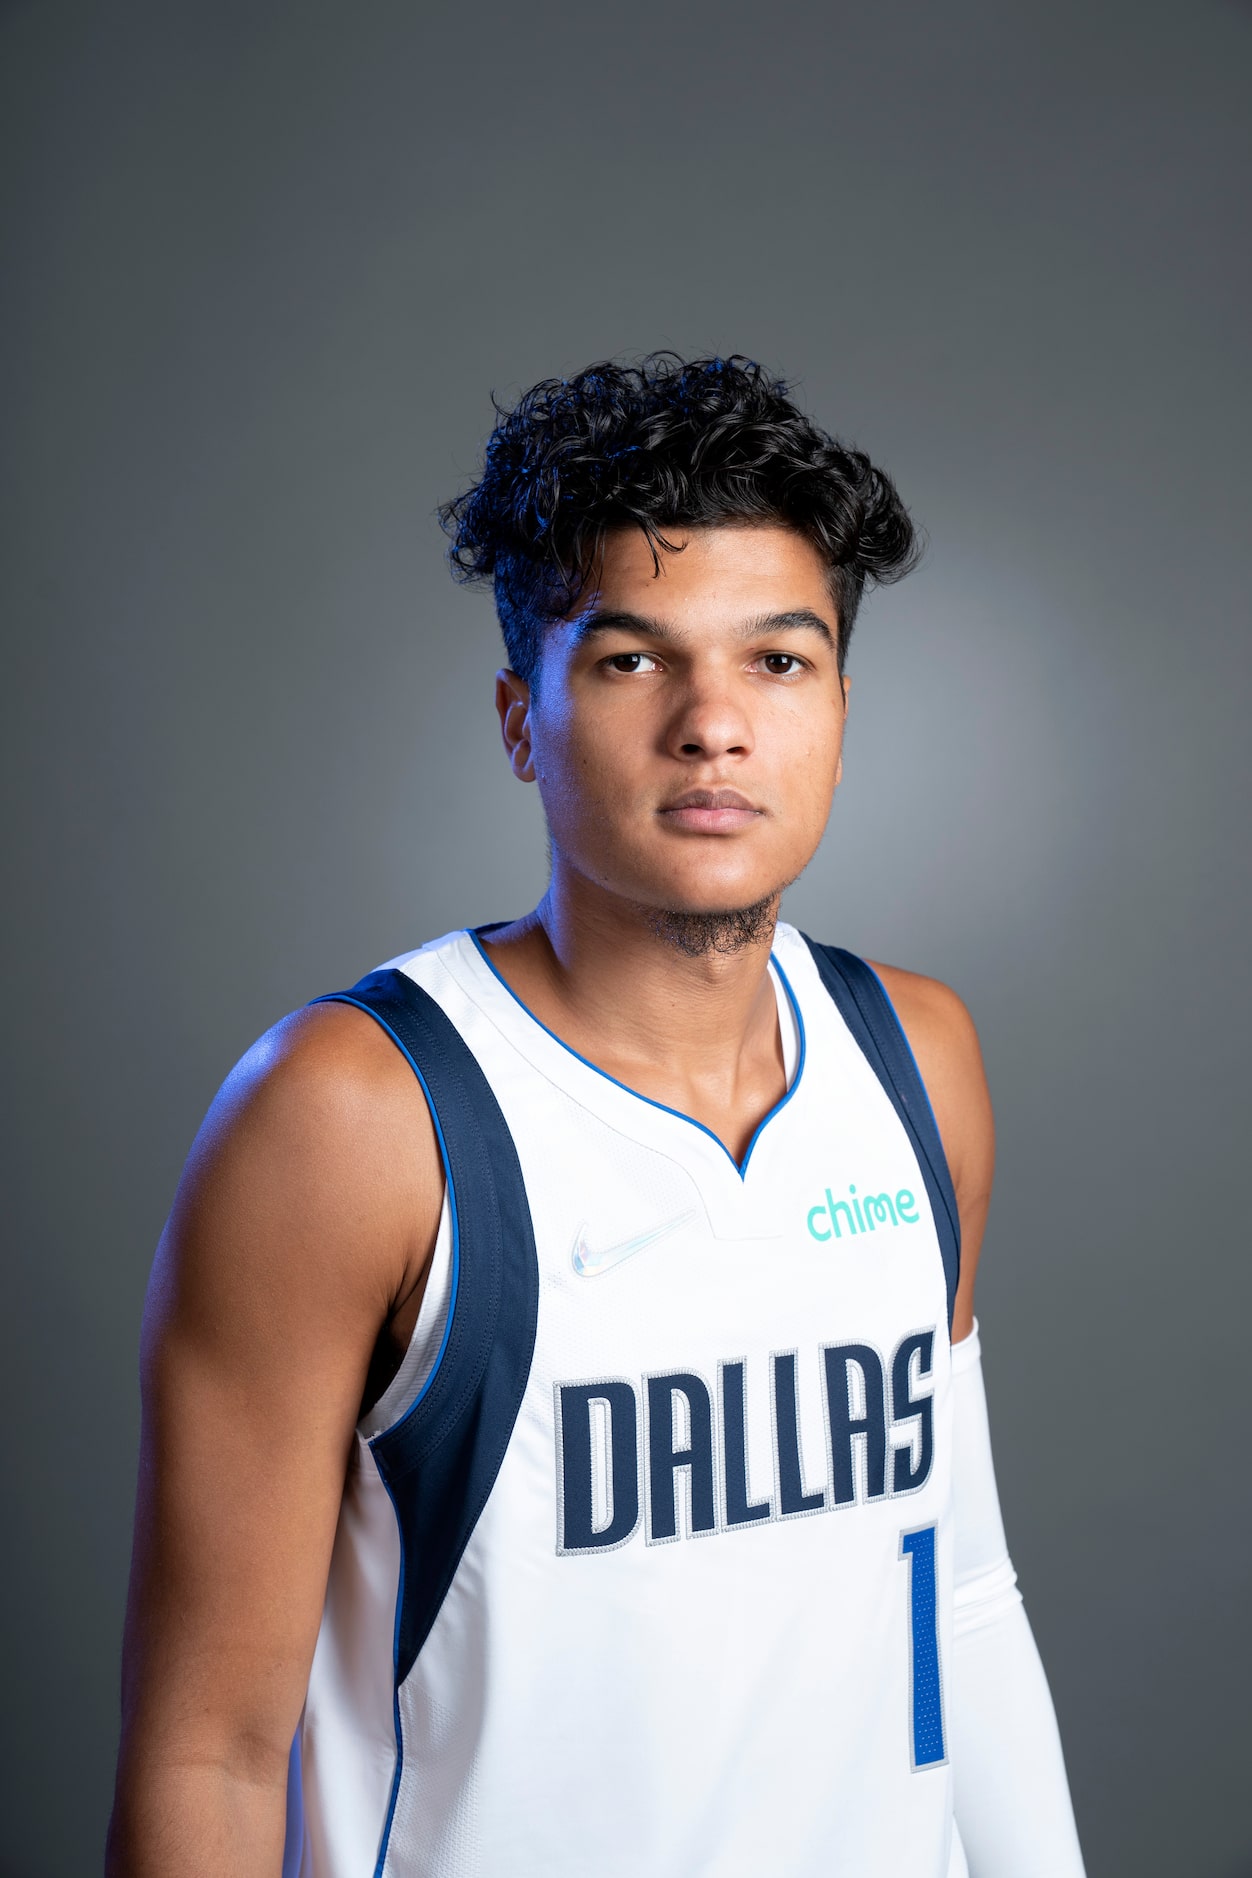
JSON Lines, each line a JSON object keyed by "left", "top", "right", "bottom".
{"left": 585, "top": 522, "right": 835, "bottom": 621}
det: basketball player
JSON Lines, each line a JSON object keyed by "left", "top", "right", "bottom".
{"left": 108, "top": 356, "right": 1086, "bottom": 1876}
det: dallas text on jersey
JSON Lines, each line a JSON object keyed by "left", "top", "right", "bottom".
{"left": 556, "top": 1327, "right": 936, "bottom": 1553}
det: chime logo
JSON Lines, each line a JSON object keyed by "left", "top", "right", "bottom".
{"left": 806, "top": 1183, "right": 921, "bottom": 1242}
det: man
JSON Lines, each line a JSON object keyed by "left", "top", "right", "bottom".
{"left": 108, "top": 355, "right": 1085, "bottom": 1876}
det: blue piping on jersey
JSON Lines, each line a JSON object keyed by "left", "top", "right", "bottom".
{"left": 739, "top": 954, "right": 806, "bottom": 1171}
{"left": 859, "top": 960, "right": 961, "bottom": 1267}
{"left": 373, "top": 1471, "right": 405, "bottom": 1878}
{"left": 281, "top": 1727, "right": 305, "bottom": 1878}
{"left": 321, "top": 994, "right": 463, "bottom": 1441}
{"left": 863, "top": 962, "right": 949, "bottom": 1165}
{"left": 310, "top": 991, "right": 465, "bottom": 1878}
{"left": 467, "top": 928, "right": 806, "bottom": 1179}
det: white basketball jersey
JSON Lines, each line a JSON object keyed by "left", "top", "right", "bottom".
{"left": 286, "top": 921, "right": 963, "bottom": 1878}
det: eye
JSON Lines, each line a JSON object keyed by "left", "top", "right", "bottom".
{"left": 605, "top": 651, "right": 661, "bottom": 674}
{"left": 759, "top": 652, "right": 806, "bottom": 676}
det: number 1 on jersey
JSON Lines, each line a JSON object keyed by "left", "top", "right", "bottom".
{"left": 900, "top": 1523, "right": 947, "bottom": 1769}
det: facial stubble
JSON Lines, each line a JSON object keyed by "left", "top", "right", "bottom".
{"left": 641, "top": 881, "right": 799, "bottom": 959}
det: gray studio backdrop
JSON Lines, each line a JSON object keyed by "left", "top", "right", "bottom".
{"left": 2, "top": 2, "right": 1249, "bottom": 1873}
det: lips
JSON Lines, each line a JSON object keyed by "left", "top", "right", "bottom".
{"left": 658, "top": 788, "right": 764, "bottom": 833}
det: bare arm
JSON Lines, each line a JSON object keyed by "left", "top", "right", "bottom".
{"left": 868, "top": 962, "right": 995, "bottom": 1339}
{"left": 873, "top": 963, "right": 1085, "bottom": 1871}
{"left": 107, "top": 1003, "right": 443, "bottom": 1877}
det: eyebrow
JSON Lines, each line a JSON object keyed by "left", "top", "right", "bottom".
{"left": 569, "top": 607, "right": 837, "bottom": 651}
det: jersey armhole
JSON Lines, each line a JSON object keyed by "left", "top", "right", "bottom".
{"left": 358, "top": 1187, "right": 455, "bottom": 1441}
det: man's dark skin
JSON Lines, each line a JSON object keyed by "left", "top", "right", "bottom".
{"left": 108, "top": 522, "right": 993, "bottom": 1874}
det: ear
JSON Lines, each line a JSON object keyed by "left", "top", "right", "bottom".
{"left": 495, "top": 669, "right": 536, "bottom": 782}
{"left": 835, "top": 672, "right": 850, "bottom": 788}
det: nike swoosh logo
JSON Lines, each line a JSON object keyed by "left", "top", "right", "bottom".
{"left": 571, "top": 1210, "right": 700, "bottom": 1278}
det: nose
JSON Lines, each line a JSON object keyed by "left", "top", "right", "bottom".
{"left": 663, "top": 667, "right": 754, "bottom": 764}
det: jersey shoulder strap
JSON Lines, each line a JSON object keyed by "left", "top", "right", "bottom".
{"left": 800, "top": 937, "right": 962, "bottom": 1330}
{"left": 312, "top": 968, "right": 540, "bottom": 1681}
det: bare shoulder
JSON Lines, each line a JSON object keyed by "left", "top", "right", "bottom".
{"left": 150, "top": 998, "right": 443, "bottom": 1364}
{"left": 867, "top": 962, "right": 984, "bottom": 1089}
{"left": 867, "top": 961, "right": 994, "bottom": 1338}
{"left": 194, "top": 997, "right": 438, "bottom": 1183}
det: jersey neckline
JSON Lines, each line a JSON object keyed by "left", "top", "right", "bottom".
{"left": 465, "top": 924, "right": 807, "bottom": 1181}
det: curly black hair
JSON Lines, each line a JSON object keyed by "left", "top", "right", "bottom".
{"left": 439, "top": 353, "right": 920, "bottom": 683}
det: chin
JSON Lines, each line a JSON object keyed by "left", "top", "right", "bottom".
{"left": 629, "top": 868, "right": 788, "bottom": 919}
{"left": 587, "top": 833, "right": 809, "bottom": 921}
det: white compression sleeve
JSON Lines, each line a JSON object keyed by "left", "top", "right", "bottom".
{"left": 949, "top": 1323, "right": 1086, "bottom": 1878}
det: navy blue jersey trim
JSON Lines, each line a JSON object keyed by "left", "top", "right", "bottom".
{"left": 313, "top": 970, "right": 540, "bottom": 1695}
{"left": 801, "top": 939, "right": 961, "bottom": 1330}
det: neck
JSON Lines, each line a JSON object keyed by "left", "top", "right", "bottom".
{"left": 479, "top": 863, "right": 783, "bottom": 1097}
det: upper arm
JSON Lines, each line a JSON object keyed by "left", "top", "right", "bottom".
{"left": 117, "top": 1001, "right": 443, "bottom": 1793}
{"left": 867, "top": 962, "right": 995, "bottom": 1344}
